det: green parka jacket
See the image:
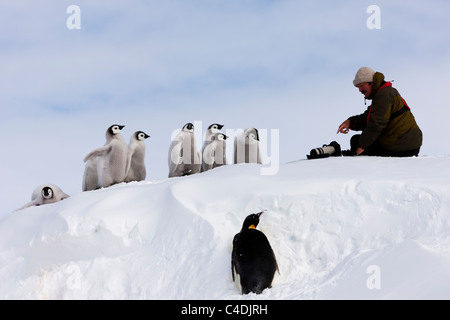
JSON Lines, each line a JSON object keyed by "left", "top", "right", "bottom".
{"left": 348, "top": 72, "right": 423, "bottom": 152}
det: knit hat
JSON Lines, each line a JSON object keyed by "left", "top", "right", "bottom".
{"left": 353, "top": 67, "right": 375, "bottom": 87}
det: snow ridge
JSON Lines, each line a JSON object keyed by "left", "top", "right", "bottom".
{"left": 1, "top": 156, "right": 450, "bottom": 299}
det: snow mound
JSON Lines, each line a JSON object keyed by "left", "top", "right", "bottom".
{"left": 1, "top": 156, "right": 450, "bottom": 299}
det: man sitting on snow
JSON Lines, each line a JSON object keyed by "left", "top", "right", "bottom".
{"left": 337, "top": 67, "right": 423, "bottom": 157}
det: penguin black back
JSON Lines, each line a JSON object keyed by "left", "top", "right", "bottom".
{"left": 231, "top": 211, "right": 278, "bottom": 294}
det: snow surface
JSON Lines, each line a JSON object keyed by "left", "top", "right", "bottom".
{"left": 1, "top": 156, "right": 450, "bottom": 300}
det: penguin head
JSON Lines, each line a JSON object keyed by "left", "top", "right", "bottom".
{"left": 217, "top": 133, "right": 228, "bottom": 141}
{"left": 41, "top": 187, "right": 54, "bottom": 200}
{"left": 208, "top": 123, "right": 224, "bottom": 133}
{"left": 108, "top": 124, "right": 125, "bottom": 135}
{"left": 245, "top": 128, "right": 259, "bottom": 142}
{"left": 136, "top": 131, "right": 150, "bottom": 141}
{"left": 212, "top": 133, "right": 228, "bottom": 141}
{"left": 182, "top": 123, "right": 194, "bottom": 132}
{"left": 241, "top": 211, "right": 264, "bottom": 230}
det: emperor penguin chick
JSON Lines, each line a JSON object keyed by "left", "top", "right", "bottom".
{"left": 231, "top": 211, "right": 279, "bottom": 295}
{"left": 201, "top": 132, "right": 228, "bottom": 172}
{"left": 168, "top": 122, "right": 201, "bottom": 177}
{"left": 124, "top": 131, "right": 150, "bottom": 183}
{"left": 16, "top": 184, "right": 70, "bottom": 211}
{"left": 83, "top": 124, "right": 125, "bottom": 191}
{"left": 202, "top": 123, "right": 224, "bottom": 167}
{"left": 233, "top": 127, "right": 262, "bottom": 164}
{"left": 202, "top": 123, "right": 224, "bottom": 150}
{"left": 83, "top": 124, "right": 128, "bottom": 189}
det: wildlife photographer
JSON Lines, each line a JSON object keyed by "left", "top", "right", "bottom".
{"left": 337, "top": 67, "right": 423, "bottom": 157}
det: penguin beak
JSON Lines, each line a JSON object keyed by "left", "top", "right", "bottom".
{"left": 119, "top": 125, "right": 125, "bottom": 130}
{"left": 256, "top": 211, "right": 264, "bottom": 217}
{"left": 218, "top": 124, "right": 224, "bottom": 130}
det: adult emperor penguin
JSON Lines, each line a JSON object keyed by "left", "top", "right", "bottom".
{"left": 168, "top": 122, "right": 201, "bottom": 177}
{"left": 83, "top": 124, "right": 128, "bottom": 189}
{"left": 233, "top": 127, "right": 263, "bottom": 164}
{"left": 124, "top": 131, "right": 150, "bottom": 183}
{"left": 15, "top": 184, "right": 70, "bottom": 211}
{"left": 201, "top": 132, "right": 228, "bottom": 172}
{"left": 231, "top": 211, "right": 279, "bottom": 295}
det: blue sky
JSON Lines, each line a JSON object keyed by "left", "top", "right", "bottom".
{"left": 1, "top": 0, "right": 449, "bottom": 215}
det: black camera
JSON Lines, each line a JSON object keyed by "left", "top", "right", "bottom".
{"left": 307, "top": 141, "right": 342, "bottom": 159}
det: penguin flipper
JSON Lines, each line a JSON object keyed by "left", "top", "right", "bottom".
{"left": 269, "top": 243, "right": 280, "bottom": 275}
{"left": 124, "top": 148, "right": 134, "bottom": 178}
{"left": 231, "top": 233, "right": 239, "bottom": 282}
{"left": 60, "top": 192, "right": 70, "bottom": 201}
{"left": 14, "top": 199, "right": 39, "bottom": 212}
{"left": 231, "top": 259, "right": 236, "bottom": 282}
{"left": 168, "top": 141, "right": 183, "bottom": 177}
{"left": 275, "top": 257, "right": 280, "bottom": 275}
{"left": 83, "top": 145, "right": 111, "bottom": 163}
